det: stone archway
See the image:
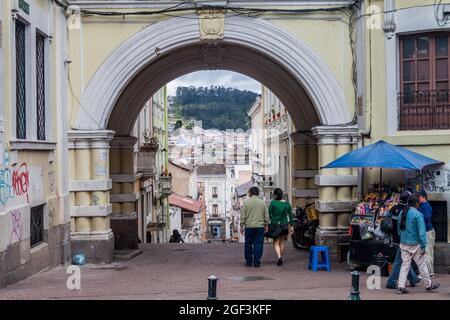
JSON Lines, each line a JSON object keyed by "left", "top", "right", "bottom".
{"left": 68, "top": 14, "right": 358, "bottom": 262}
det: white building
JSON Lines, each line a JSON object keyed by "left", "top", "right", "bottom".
{"left": 196, "top": 164, "right": 231, "bottom": 240}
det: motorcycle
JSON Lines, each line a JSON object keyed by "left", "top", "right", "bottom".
{"left": 291, "top": 201, "right": 319, "bottom": 249}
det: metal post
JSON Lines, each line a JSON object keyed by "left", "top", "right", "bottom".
{"left": 348, "top": 271, "right": 361, "bottom": 300}
{"left": 207, "top": 275, "right": 218, "bottom": 300}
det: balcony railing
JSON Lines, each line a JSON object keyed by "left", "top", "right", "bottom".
{"left": 398, "top": 90, "right": 450, "bottom": 130}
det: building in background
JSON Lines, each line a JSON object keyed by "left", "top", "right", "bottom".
{"left": 168, "top": 161, "right": 197, "bottom": 198}
{"left": 196, "top": 164, "right": 231, "bottom": 241}
{"left": 168, "top": 193, "right": 203, "bottom": 243}
{"left": 132, "top": 86, "right": 171, "bottom": 245}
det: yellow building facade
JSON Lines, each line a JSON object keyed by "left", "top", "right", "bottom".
{"left": 1, "top": 1, "right": 450, "bottom": 285}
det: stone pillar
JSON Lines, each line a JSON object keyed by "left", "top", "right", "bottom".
{"left": 290, "top": 132, "right": 318, "bottom": 208}
{"left": 110, "top": 136, "right": 139, "bottom": 250}
{"left": 68, "top": 130, "right": 115, "bottom": 263}
{"left": 312, "top": 126, "right": 358, "bottom": 256}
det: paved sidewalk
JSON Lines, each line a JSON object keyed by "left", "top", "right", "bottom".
{"left": 0, "top": 243, "right": 449, "bottom": 300}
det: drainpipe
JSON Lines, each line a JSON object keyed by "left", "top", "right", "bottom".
{"left": 356, "top": 0, "right": 371, "bottom": 198}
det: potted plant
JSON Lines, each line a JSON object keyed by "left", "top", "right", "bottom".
{"left": 271, "top": 107, "right": 276, "bottom": 120}
{"left": 141, "top": 128, "right": 159, "bottom": 151}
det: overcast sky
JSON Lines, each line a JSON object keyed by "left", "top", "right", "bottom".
{"left": 166, "top": 70, "right": 261, "bottom": 96}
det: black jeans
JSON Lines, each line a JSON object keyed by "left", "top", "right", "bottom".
{"left": 244, "top": 227, "right": 265, "bottom": 266}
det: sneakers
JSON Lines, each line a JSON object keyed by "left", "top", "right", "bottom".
{"left": 253, "top": 263, "right": 261, "bottom": 268}
{"left": 276, "top": 257, "right": 283, "bottom": 266}
{"left": 426, "top": 282, "right": 440, "bottom": 292}
{"left": 397, "top": 287, "right": 409, "bottom": 294}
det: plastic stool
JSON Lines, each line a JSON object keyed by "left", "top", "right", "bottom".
{"left": 308, "top": 246, "right": 331, "bottom": 272}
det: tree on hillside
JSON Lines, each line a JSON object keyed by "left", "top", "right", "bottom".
{"left": 174, "top": 86, "right": 257, "bottom": 131}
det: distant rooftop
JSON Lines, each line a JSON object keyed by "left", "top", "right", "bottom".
{"left": 197, "top": 164, "right": 226, "bottom": 176}
{"left": 169, "top": 160, "right": 194, "bottom": 172}
{"left": 169, "top": 194, "right": 202, "bottom": 213}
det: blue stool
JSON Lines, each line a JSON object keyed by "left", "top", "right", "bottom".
{"left": 308, "top": 246, "right": 331, "bottom": 272}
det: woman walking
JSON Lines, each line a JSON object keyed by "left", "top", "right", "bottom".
{"left": 397, "top": 195, "right": 439, "bottom": 294}
{"left": 269, "top": 188, "right": 294, "bottom": 266}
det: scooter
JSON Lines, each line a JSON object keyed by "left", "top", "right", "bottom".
{"left": 291, "top": 201, "right": 319, "bottom": 249}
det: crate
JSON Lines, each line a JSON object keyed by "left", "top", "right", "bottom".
{"left": 306, "top": 207, "right": 319, "bottom": 221}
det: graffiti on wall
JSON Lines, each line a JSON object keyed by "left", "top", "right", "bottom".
{"left": 405, "top": 163, "right": 450, "bottom": 193}
{"left": 9, "top": 210, "right": 23, "bottom": 244}
{"left": 422, "top": 168, "right": 450, "bottom": 193}
{"left": 0, "top": 146, "right": 30, "bottom": 207}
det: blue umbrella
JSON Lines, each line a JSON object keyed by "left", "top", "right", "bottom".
{"left": 322, "top": 140, "right": 443, "bottom": 170}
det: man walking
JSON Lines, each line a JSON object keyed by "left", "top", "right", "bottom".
{"left": 397, "top": 195, "right": 439, "bottom": 294}
{"left": 240, "top": 187, "right": 269, "bottom": 268}
{"left": 416, "top": 190, "right": 435, "bottom": 279}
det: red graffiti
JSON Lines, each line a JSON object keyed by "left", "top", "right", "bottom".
{"left": 12, "top": 163, "right": 29, "bottom": 199}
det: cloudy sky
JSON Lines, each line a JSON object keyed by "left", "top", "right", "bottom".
{"left": 167, "top": 70, "right": 261, "bottom": 96}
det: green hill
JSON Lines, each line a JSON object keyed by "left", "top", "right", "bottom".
{"left": 174, "top": 86, "right": 258, "bottom": 131}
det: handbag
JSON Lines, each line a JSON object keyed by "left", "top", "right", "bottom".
{"left": 264, "top": 223, "right": 282, "bottom": 239}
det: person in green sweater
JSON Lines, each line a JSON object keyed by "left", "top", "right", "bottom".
{"left": 269, "top": 188, "right": 294, "bottom": 266}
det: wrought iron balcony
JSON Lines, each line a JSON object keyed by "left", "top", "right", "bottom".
{"left": 398, "top": 90, "right": 450, "bottom": 131}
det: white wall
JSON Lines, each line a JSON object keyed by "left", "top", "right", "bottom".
{"left": 169, "top": 206, "right": 182, "bottom": 235}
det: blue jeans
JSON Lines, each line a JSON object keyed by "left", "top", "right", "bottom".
{"left": 244, "top": 227, "right": 265, "bottom": 266}
{"left": 387, "top": 246, "right": 418, "bottom": 287}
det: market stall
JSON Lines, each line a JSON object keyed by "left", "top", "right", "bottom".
{"left": 322, "top": 140, "right": 443, "bottom": 269}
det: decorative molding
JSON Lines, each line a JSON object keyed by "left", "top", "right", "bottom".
{"left": 110, "top": 193, "right": 139, "bottom": 203}
{"left": 292, "top": 169, "right": 318, "bottom": 178}
{"left": 67, "top": 1, "right": 354, "bottom": 9}
{"left": 70, "top": 230, "right": 113, "bottom": 241}
{"left": 68, "top": 130, "right": 115, "bottom": 149}
{"left": 110, "top": 136, "right": 138, "bottom": 149}
{"left": 314, "top": 175, "right": 358, "bottom": 186}
{"left": 312, "top": 125, "right": 358, "bottom": 145}
{"left": 383, "top": 0, "right": 396, "bottom": 39}
{"left": 315, "top": 200, "right": 356, "bottom": 213}
{"left": 9, "top": 140, "right": 57, "bottom": 151}
{"left": 292, "top": 189, "right": 319, "bottom": 198}
{"left": 197, "top": 8, "right": 225, "bottom": 40}
{"left": 69, "top": 179, "right": 112, "bottom": 192}
{"left": 289, "top": 131, "right": 316, "bottom": 145}
{"left": 70, "top": 204, "right": 113, "bottom": 217}
{"left": 110, "top": 174, "right": 137, "bottom": 183}
{"left": 74, "top": 15, "right": 352, "bottom": 131}
{"left": 111, "top": 213, "right": 138, "bottom": 220}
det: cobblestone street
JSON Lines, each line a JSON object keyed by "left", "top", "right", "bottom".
{"left": 0, "top": 243, "right": 449, "bottom": 300}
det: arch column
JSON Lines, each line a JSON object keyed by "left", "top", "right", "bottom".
{"left": 110, "top": 136, "right": 139, "bottom": 250}
{"left": 312, "top": 126, "right": 358, "bottom": 255}
{"left": 68, "top": 130, "right": 114, "bottom": 263}
{"left": 290, "top": 132, "right": 318, "bottom": 208}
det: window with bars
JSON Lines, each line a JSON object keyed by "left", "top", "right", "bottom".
{"left": 36, "top": 32, "right": 46, "bottom": 140}
{"left": 30, "top": 205, "right": 44, "bottom": 247}
{"left": 15, "top": 20, "right": 26, "bottom": 139}
{"left": 399, "top": 33, "right": 450, "bottom": 130}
